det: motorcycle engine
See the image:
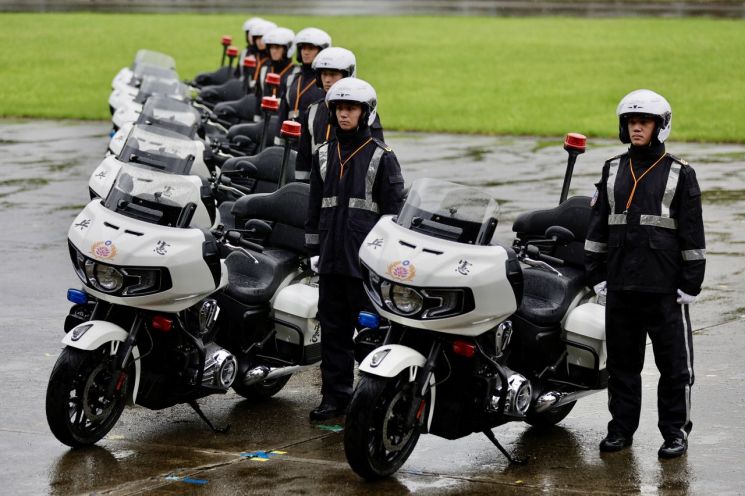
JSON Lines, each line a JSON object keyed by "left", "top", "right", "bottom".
{"left": 202, "top": 343, "right": 237, "bottom": 390}
{"left": 488, "top": 366, "right": 532, "bottom": 417}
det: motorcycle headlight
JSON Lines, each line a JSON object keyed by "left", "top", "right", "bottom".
{"left": 382, "top": 282, "right": 423, "bottom": 316}
{"left": 85, "top": 260, "right": 124, "bottom": 293}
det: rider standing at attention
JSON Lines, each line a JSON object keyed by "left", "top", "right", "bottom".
{"left": 304, "top": 78, "right": 405, "bottom": 421}
{"left": 584, "top": 89, "right": 706, "bottom": 458}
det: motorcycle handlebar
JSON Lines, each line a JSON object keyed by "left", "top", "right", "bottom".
{"left": 225, "top": 230, "right": 264, "bottom": 253}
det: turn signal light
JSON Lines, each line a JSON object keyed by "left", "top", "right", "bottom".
{"left": 452, "top": 340, "right": 476, "bottom": 358}
{"left": 151, "top": 315, "right": 173, "bottom": 332}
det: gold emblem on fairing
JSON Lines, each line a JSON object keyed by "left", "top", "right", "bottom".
{"left": 386, "top": 260, "right": 416, "bottom": 281}
{"left": 90, "top": 240, "right": 117, "bottom": 260}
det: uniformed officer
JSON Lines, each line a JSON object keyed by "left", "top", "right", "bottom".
{"left": 277, "top": 28, "right": 331, "bottom": 127}
{"left": 254, "top": 26, "right": 297, "bottom": 115}
{"left": 245, "top": 19, "right": 276, "bottom": 88}
{"left": 305, "top": 78, "right": 405, "bottom": 421}
{"left": 236, "top": 17, "right": 265, "bottom": 78}
{"left": 294, "top": 47, "right": 384, "bottom": 182}
{"left": 584, "top": 89, "right": 706, "bottom": 458}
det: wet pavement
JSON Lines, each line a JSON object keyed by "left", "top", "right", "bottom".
{"left": 1, "top": 119, "right": 744, "bottom": 494}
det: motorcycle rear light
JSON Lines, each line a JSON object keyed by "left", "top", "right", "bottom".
{"left": 152, "top": 315, "right": 173, "bottom": 332}
{"left": 221, "top": 35, "right": 232, "bottom": 46}
{"left": 452, "top": 340, "right": 476, "bottom": 358}
{"left": 563, "top": 132, "right": 587, "bottom": 153}
{"left": 358, "top": 311, "right": 380, "bottom": 329}
{"left": 265, "top": 72, "right": 281, "bottom": 86}
{"left": 67, "top": 289, "right": 88, "bottom": 305}
{"left": 261, "top": 96, "right": 280, "bottom": 111}
{"left": 280, "top": 120, "right": 302, "bottom": 138}
{"left": 226, "top": 46, "right": 239, "bottom": 57}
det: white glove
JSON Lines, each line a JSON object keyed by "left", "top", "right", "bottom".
{"left": 593, "top": 281, "right": 607, "bottom": 296}
{"left": 677, "top": 289, "right": 696, "bottom": 305}
{"left": 310, "top": 255, "right": 319, "bottom": 274}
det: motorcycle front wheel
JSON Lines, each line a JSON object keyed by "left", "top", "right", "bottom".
{"left": 46, "top": 344, "right": 132, "bottom": 447}
{"left": 344, "top": 373, "right": 424, "bottom": 480}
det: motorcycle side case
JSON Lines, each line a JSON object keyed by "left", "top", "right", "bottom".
{"left": 563, "top": 302, "right": 608, "bottom": 387}
{"left": 272, "top": 282, "right": 321, "bottom": 364}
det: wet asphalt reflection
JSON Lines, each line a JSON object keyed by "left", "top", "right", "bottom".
{"left": 0, "top": 120, "right": 744, "bottom": 494}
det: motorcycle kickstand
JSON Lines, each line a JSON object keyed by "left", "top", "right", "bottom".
{"left": 188, "top": 400, "right": 230, "bottom": 434}
{"left": 483, "top": 429, "right": 527, "bottom": 465}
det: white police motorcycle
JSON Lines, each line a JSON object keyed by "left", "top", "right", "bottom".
{"left": 344, "top": 175, "right": 608, "bottom": 479}
{"left": 46, "top": 174, "right": 319, "bottom": 447}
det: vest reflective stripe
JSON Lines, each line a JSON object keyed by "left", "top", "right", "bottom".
{"left": 259, "top": 66, "right": 268, "bottom": 92}
{"left": 662, "top": 161, "right": 682, "bottom": 218}
{"left": 348, "top": 146, "right": 385, "bottom": 214}
{"left": 607, "top": 155, "right": 680, "bottom": 230}
{"left": 321, "top": 196, "right": 337, "bottom": 208}
{"left": 606, "top": 158, "right": 621, "bottom": 216}
{"left": 308, "top": 103, "right": 320, "bottom": 153}
{"left": 318, "top": 142, "right": 329, "bottom": 182}
{"left": 682, "top": 249, "right": 706, "bottom": 261}
{"left": 305, "top": 233, "right": 319, "bottom": 245}
{"left": 640, "top": 215, "right": 678, "bottom": 230}
{"left": 585, "top": 239, "right": 608, "bottom": 253}
{"left": 285, "top": 72, "right": 299, "bottom": 105}
{"left": 608, "top": 213, "right": 627, "bottom": 225}
{"left": 295, "top": 170, "right": 310, "bottom": 181}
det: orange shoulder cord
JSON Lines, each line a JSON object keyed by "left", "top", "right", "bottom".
{"left": 337, "top": 138, "right": 373, "bottom": 179}
{"left": 624, "top": 153, "right": 667, "bottom": 212}
{"left": 253, "top": 56, "right": 267, "bottom": 81}
{"left": 293, "top": 76, "right": 317, "bottom": 112}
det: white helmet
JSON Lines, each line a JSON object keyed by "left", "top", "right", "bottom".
{"left": 243, "top": 17, "right": 264, "bottom": 33}
{"left": 250, "top": 20, "right": 277, "bottom": 40}
{"left": 326, "top": 77, "right": 377, "bottom": 128}
{"left": 616, "top": 89, "right": 672, "bottom": 144}
{"left": 312, "top": 47, "right": 357, "bottom": 87}
{"left": 294, "top": 27, "right": 332, "bottom": 63}
{"left": 263, "top": 27, "right": 296, "bottom": 59}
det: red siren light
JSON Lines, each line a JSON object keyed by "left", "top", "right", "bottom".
{"left": 280, "top": 120, "right": 302, "bottom": 138}
{"left": 226, "top": 46, "right": 239, "bottom": 57}
{"left": 261, "top": 96, "right": 280, "bottom": 111}
{"left": 564, "top": 133, "right": 587, "bottom": 153}
{"left": 221, "top": 35, "right": 233, "bottom": 46}
{"left": 265, "top": 72, "right": 281, "bottom": 86}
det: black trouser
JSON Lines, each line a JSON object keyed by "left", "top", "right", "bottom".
{"left": 605, "top": 290, "right": 694, "bottom": 441}
{"left": 317, "top": 274, "right": 373, "bottom": 407}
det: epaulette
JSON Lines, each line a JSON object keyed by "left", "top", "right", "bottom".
{"left": 605, "top": 152, "right": 627, "bottom": 163}
{"left": 372, "top": 137, "right": 392, "bottom": 152}
{"left": 667, "top": 153, "right": 690, "bottom": 167}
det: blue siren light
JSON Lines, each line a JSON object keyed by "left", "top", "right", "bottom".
{"left": 67, "top": 288, "right": 89, "bottom": 305}
{"left": 358, "top": 311, "right": 380, "bottom": 329}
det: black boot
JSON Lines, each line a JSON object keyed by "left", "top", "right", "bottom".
{"left": 309, "top": 401, "right": 347, "bottom": 422}
{"left": 658, "top": 437, "right": 687, "bottom": 458}
{"left": 599, "top": 433, "right": 633, "bottom": 452}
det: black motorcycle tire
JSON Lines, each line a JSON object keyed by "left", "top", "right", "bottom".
{"left": 524, "top": 401, "right": 576, "bottom": 428}
{"left": 344, "top": 373, "right": 423, "bottom": 481}
{"left": 231, "top": 374, "right": 292, "bottom": 400}
{"left": 46, "top": 345, "right": 132, "bottom": 448}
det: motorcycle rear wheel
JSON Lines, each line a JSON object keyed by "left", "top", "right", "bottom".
{"left": 524, "top": 401, "right": 576, "bottom": 428}
{"left": 46, "top": 345, "right": 132, "bottom": 447}
{"left": 344, "top": 373, "right": 423, "bottom": 480}
{"left": 231, "top": 375, "right": 292, "bottom": 400}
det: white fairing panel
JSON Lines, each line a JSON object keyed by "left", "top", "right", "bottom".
{"left": 359, "top": 344, "right": 426, "bottom": 378}
{"left": 359, "top": 217, "right": 517, "bottom": 336}
{"left": 68, "top": 200, "right": 227, "bottom": 312}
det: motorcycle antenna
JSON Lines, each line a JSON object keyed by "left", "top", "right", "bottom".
{"left": 278, "top": 120, "right": 302, "bottom": 188}
{"left": 220, "top": 35, "right": 232, "bottom": 66}
{"left": 559, "top": 132, "right": 587, "bottom": 204}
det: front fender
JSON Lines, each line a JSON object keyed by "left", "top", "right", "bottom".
{"left": 359, "top": 344, "right": 437, "bottom": 432}
{"left": 62, "top": 320, "right": 141, "bottom": 404}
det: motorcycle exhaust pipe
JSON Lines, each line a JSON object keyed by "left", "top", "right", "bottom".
{"left": 559, "top": 132, "right": 587, "bottom": 204}
{"left": 533, "top": 388, "right": 600, "bottom": 413}
{"left": 278, "top": 120, "right": 301, "bottom": 188}
{"left": 243, "top": 364, "right": 316, "bottom": 386}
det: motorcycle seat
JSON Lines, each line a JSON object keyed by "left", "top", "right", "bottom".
{"left": 224, "top": 248, "right": 298, "bottom": 305}
{"left": 226, "top": 116, "right": 280, "bottom": 150}
{"left": 214, "top": 94, "right": 256, "bottom": 124}
{"left": 516, "top": 265, "right": 587, "bottom": 326}
{"left": 221, "top": 146, "right": 296, "bottom": 194}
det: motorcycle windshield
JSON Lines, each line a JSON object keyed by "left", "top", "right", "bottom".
{"left": 134, "top": 77, "right": 187, "bottom": 104}
{"left": 118, "top": 125, "right": 197, "bottom": 175}
{"left": 133, "top": 50, "right": 176, "bottom": 71}
{"left": 130, "top": 63, "right": 178, "bottom": 86}
{"left": 103, "top": 167, "right": 199, "bottom": 227}
{"left": 137, "top": 95, "right": 200, "bottom": 138}
{"left": 396, "top": 178, "right": 500, "bottom": 245}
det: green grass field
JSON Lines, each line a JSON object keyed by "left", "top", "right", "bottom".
{"left": 1, "top": 13, "right": 744, "bottom": 142}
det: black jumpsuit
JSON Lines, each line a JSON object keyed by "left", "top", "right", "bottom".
{"left": 585, "top": 142, "right": 706, "bottom": 442}
{"left": 305, "top": 126, "right": 405, "bottom": 407}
